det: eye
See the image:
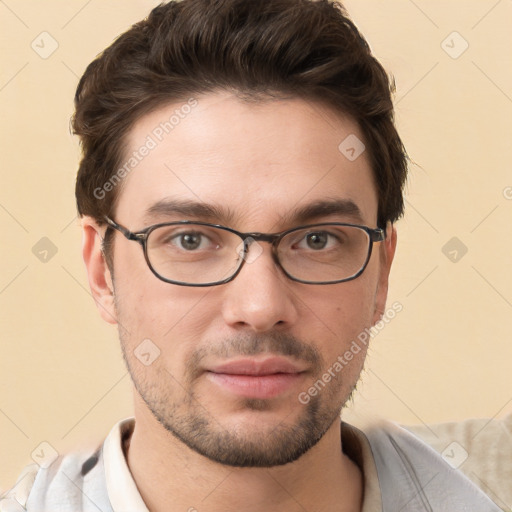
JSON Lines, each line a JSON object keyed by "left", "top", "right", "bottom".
{"left": 170, "top": 231, "right": 214, "bottom": 251}
{"left": 306, "top": 232, "right": 328, "bottom": 250}
{"left": 176, "top": 232, "right": 201, "bottom": 250}
{"left": 296, "top": 231, "right": 339, "bottom": 251}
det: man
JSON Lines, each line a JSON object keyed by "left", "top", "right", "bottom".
{"left": 0, "top": 0, "right": 504, "bottom": 510}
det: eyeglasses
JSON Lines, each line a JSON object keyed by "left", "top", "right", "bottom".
{"left": 104, "top": 216, "right": 385, "bottom": 287}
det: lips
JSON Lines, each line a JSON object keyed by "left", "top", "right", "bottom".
{"left": 205, "top": 357, "right": 306, "bottom": 399}
{"left": 207, "top": 357, "right": 305, "bottom": 376}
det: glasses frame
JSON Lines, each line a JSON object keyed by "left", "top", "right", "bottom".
{"left": 104, "top": 216, "right": 386, "bottom": 287}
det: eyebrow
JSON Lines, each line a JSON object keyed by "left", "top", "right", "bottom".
{"left": 143, "top": 199, "right": 235, "bottom": 225}
{"left": 285, "top": 199, "right": 366, "bottom": 226}
{"left": 142, "top": 198, "right": 366, "bottom": 228}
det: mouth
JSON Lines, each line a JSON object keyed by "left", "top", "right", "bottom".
{"left": 205, "top": 357, "right": 307, "bottom": 399}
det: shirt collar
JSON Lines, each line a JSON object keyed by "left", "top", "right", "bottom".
{"left": 103, "top": 417, "right": 381, "bottom": 512}
{"left": 103, "top": 418, "right": 149, "bottom": 512}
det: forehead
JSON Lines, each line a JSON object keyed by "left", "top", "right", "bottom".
{"left": 115, "top": 91, "right": 378, "bottom": 229}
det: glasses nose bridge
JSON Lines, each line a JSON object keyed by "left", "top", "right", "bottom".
{"left": 242, "top": 232, "right": 281, "bottom": 248}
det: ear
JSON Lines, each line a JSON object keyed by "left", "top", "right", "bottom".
{"left": 372, "top": 222, "right": 397, "bottom": 326}
{"left": 81, "top": 216, "right": 118, "bottom": 325}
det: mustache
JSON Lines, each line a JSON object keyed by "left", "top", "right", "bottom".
{"left": 187, "top": 332, "right": 323, "bottom": 376}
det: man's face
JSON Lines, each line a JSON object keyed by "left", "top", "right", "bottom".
{"left": 89, "top": 91, "right": 395, "bottom": 467}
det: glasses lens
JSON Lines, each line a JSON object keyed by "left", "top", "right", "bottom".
{"left": 146, "top": 224, "right": 243, "bottom": 285}
{"left": 278, "top": 225, "right": 371, "bottom": 283}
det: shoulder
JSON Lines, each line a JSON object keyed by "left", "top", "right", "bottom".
{"left": 0, "top": 447, "right": 109, "bottom": 512}
{"left": 405, "top": 414, "right": 512, "bottom": 511}
{"left": 0, "top": 419, "right": 133, "bottom": 512}
{"left": 357, "top": 418, "right": 504, "bottom": 511}
{"left": 0, "top": 463, "right": 39, "bottom": 512}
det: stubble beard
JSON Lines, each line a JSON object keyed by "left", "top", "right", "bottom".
{"left": 119, "top": 325, "right": 361, "bottom": 468}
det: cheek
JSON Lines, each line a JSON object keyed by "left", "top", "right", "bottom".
{"left": 113, "top": 244, "right": 199, "bottom": 330}
{"left": 113, "top": 265, "right": 217, "bottom": 372}
{"left": 326, "top": 275, "right": 378, "bottom": 330}
{"left": 118, "top": 286, "right": 213, "bottom": 337}
{"left": 310, "top": 277, "right": 377, "bottom": 366}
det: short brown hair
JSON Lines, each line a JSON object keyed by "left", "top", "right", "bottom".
{"left": 73, "top": 0, "right": 407, "bottom": 233}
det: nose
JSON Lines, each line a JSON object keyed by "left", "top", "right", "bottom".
{"left": 221, "top": 243, "right": 299, "bottom": 332}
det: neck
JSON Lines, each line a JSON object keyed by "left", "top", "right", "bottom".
{"left": 126, "top": 406, "right": 363, "bottom": 512}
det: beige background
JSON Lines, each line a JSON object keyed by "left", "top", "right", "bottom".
{"left": 1, "top": 0, "right": 511, "bottom": 490}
